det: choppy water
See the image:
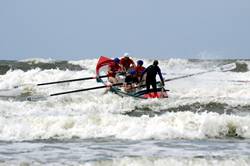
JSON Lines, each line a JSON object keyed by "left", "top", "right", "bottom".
{"left": 1, "top": 139, "right": 250, "bottom": 166}
{"left": 0, "top": 58, "right": 250, "bottom": 165}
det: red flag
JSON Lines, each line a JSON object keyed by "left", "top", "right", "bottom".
{"left": 96, "top": 56, "right": 114, "bottom": 75}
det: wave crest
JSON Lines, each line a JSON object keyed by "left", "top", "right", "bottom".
{"left": 0, "top": 60, "right": 85, "bottom": 75}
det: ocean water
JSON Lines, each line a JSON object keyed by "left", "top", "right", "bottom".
{"left": 0, "top": 58, "right": 250, "bottom": 165}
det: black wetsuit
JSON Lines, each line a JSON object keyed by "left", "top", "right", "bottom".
{"left": 142, "top": 65, "right": 164, "bottom": 93}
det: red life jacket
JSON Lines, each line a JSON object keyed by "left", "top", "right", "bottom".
{"left": 135, "top": 66, "right": 145, "bottom": 77}
{"left": 120, "top": 58, "right": 134, "bottom": 70}
{"left": 107, "top": 62, "right": 121, "bottom": 77}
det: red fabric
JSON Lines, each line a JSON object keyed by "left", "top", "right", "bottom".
{"left": 143, "top": 92, "right": 160, "bottom": 98}
{"left": 120, "top": 57, "right": 135, "bottom": 70}
{"left": 96, "top": 56, "right": 113, "bottom": 75}
{"left": 107, "top": 62, "right": 121, "bottom": 77}
{"left": 143, "top": 92, "right": 168, "bottom": 98}
{"left": 135, "top": 66, "right": 145, "bottom": 76}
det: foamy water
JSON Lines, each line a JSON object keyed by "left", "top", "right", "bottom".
{"left": 0, "top": 58, "right": 250, "bottom": 165}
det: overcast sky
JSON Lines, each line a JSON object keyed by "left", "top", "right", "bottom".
{"left": 0, "top": 0, "right": 249, "bottom": 60}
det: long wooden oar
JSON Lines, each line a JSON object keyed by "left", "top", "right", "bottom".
{"left": 138, "top": 63, "right": 237, "bottom": 87}
{"left": 49, "top": 83, "right": 123, "bottom": 96}
{"left": 227, "top": 80, "right": 250, "bottom": 83}
{"left": 164, "top": 63, "right": 236, "bottom": 82}
{"left": 26, "top": 82, "right": 123, "bottom": 101}
{"left": 37, "top": 75, "right": 108, "bottom": 86}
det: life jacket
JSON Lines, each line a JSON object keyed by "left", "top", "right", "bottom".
{"left": 135, "top": 66, "right": 145, "bottom": 77}
{"left": 107, "top": 62, "right": 121, "bottom": 77}
{"left": 120, "top": 58, "right": 134, "bottom": 70}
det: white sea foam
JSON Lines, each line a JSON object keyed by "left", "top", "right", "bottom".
{"left": 0, "top": 59, "right": 250, "bottom": 141}
{"left": 83, "top": 157, "right": 250, "bottom": 166}
{"left": 2, "top": 156, "right": 250, "bottom": 166}
{"left": 19, "top": 58, "right": 56, "bottom": 64}
{"left": 0, "top": 110, "right": 250, "bottom": 141}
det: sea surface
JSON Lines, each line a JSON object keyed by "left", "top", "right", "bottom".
{"left": 0, "top": 58, "right": 250, "bottom": 166}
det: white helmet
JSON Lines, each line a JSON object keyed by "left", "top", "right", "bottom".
{"left": 123, "top": 52, "right": 130, "bottom": 57}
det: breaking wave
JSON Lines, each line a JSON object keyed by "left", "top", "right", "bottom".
{"left": 233, "top": 61, "right": 249, "bottom": 72}
{"left": 0, "top": 58, "right": 250, "bottom": 141}
{"left": 0, "top": 60, "right": 85, "bottom": 75}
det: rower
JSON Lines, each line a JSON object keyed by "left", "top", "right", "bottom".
{"left": 135, "top": 60, "right": 145, "bottom": 80}
{"left": 107, "top": 57, "right": 122, "bottom": 84}
{"left": 124, "top": 69, "right": 139, "bottom": 92}
{"left": 120, "top": 53, "right": 136, "bottom": 71}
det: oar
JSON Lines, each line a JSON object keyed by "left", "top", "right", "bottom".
{"left": 49, "top": 82, "right": 123, "bottom": 96}
{"left": 139, "top": 63, "right": 236, "bottom": 87}
{"left": 37, "top": 75, "right": 108, "bottom": 86}
{"left": 14, "top": 75, "right": 108, "bottom": 89}
{"left": 26, "top": 82, "right": 123, "bottom": 101}
{"left": 226, "top": 80, "right": 250, "bottom": 83}
{"left": 135, "top": 63, "right": 237, "bottom": 89}
{"left": 164, "top": 63, "right": 236, "bottom": 82}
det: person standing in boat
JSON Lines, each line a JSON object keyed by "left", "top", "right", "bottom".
{"left": 140, "top": 60, "right": 165, "bottom": 93}
{"left": 107, "top": 57, "right": 122, "bottom": 84}
{"left": 120, "top": 53, "right": 136, "bottom": 71}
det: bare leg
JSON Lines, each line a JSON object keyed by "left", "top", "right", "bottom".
{"left": 103, "top": 77, "right": 118, "bottom": 94}
{"left": 108, "top": 77, "right": 118, "bottom": 84}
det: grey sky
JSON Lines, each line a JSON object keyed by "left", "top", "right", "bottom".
{"left": 0, "top": 0, "right": 249, "bottom": 60}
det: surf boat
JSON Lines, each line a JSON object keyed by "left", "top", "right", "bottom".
{"left": 95, "top": 56, "right": 168, "bottom": 99}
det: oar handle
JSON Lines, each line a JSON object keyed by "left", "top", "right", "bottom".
{"left": 37, "top": 75, "right": 108, "bottom": 86}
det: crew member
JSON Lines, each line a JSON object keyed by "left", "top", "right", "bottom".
{"left": 135, "top": 60, "right": 145, "bottom": 80}
{"left": 124, "top": 69, "right": 139, "bottom": 92}
{"left": 107, "top": 57, "right": 121, "bottom": 83}
{"left": 120, "top": 53, "right": 136, "bottom": 71}
{"left": 140, "top": 60, "right": 165, "bottom": 93}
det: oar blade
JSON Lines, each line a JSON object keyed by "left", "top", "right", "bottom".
{"left": 26, "top": 95, "right": 48, "bottom": 101}
{"left": 219, "top": 63, "right": 236, "bottom": 72}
